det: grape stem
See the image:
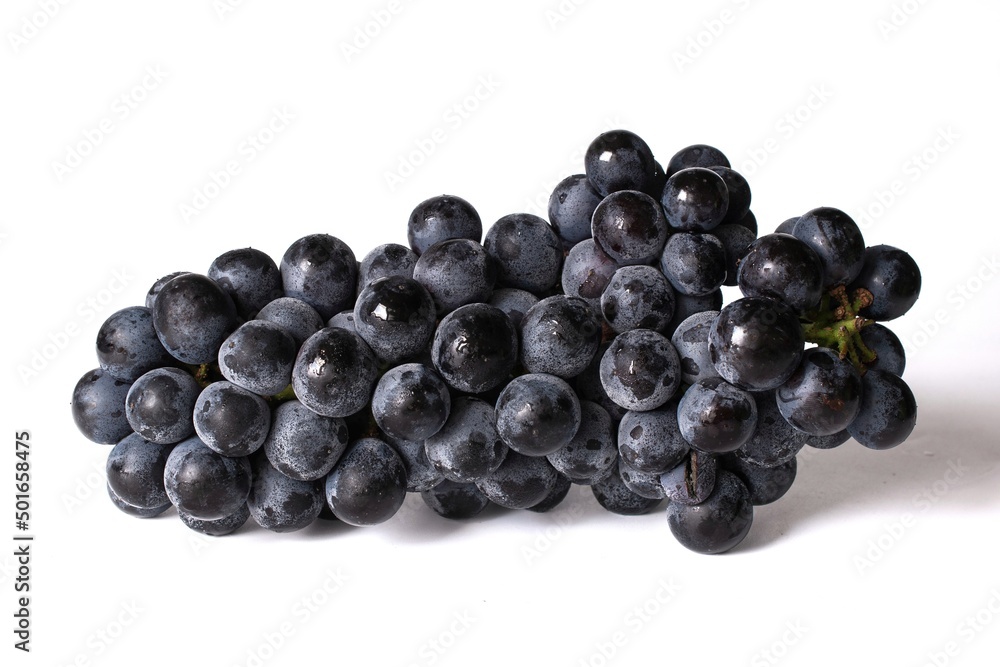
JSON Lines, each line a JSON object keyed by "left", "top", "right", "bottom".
{"left": 801, "top": 286, "right": 878, "bottom": 373}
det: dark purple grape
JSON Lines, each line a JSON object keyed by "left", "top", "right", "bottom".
{"left": 561, "top": 238, "right": 619, "bottom": 314}
{"left": 860, "top": 324, "right": 906, "bottom": 376}
{"left": 619, "top": 458, "right": 668, "bottom": 500}
{"left": 847, "top": 370, "right": 917, "bottom": 450}
{"left": 280, "top": 233, "right": 357, "bottom": 320}
{"left": 163, "top": 436, "right": 252, "bottom": 521}
{"left": 264, "top": 399, "right": 349, "bottom": 481}
{"left": 152, "top": 273, "right": 239, "bottom": 364}
{"left": 617, "top": 404, "right": 689, "bottom": 474}
{"left": 353, "top": 275, "right": 436, "bottom": 364}
{"left": 664, "top": 290, "right": 723, "bottom": 338}
{"left": 776, "top": 348, "right": 862, "bottom": 436}
{"left": 145, "top": 271, "right": 190, "bottom": 309}
{"left": 413, "top": 239, "right": 496, "bottom": 315}
{"left": 328, "top": 311, "right": 356, "bottom": 332}
{"left": 193, "top": 381, "right": 271, "bottom": 457}
{"left": 600, "top": 265, "right": 676, "bottom": 334}
{"left": 659, "top": 232, "right": 727, "bottom": 297}
{"left": 574, "top": 342, "right": 628, "bottom": 424}
{"left": 710, "top": 167, "right": 751, "bottom": 225}
{"left": 774, "top": 217, "right": 799, "bottom": 235}
{"left": 591, "top": 190, "right": 669, "bottom": 266}
{"left": 71, "top": 368, "right": 133, "bottom": 445}
{"left": 372, "top": 363, "right": 451, "bottom": 442}
{"left": 546, "top": 400, "right": 617, "bottom": 484}
{"left": 591, "top": 459, "right": 662, "bottom": 515}
{"left": 711, "top": 224, "right": 756, "bottom": 287}
{"left": 105, "top": 432, "right": 173, "bottom": 509}
{"left": 666, "top": 470, "right": 753, "bottom": 554}
{"left": 424, "top": 396, "right": 507, "bottom": 484}
{"left": 475, "top": 452, "right": 560, "bottom": 510}
{"left": 520, "top": 295, "right": 601, "bottom": 378}
{"left": 548, "top": 174, "right": 602, "bottom": 248}
{"left": 483, "top": 213, "right": 562, "bottom": 293}
{"left": 584, "top": 129, "right": 656, "bottom": 196}
{"left": 218, "top": 320, "right": 297, "bottom": 396}
{"left": 709, "top": 297, "right": 805, "bottom": 392}
{"left": 357, "top": 243, "right": 419, "bottom": 293}
{"left": 661, "top": 168, "right": 729, "bottom": 233}
{"left": 407, "top": 194, "right": 482, "bottom": 255}
{"left": 737, "top": 233, "right": 824, "bottom": 312}
{"left": 178, "top": 504, "right": 251, "bottom": 536}
{"left": 431, "top": 303, "right": 518, "bottom": 394}
{"left": 734, "top": 210, "right": 758, "bottom": 236}
{"left": 526, "top": 473, "right": 573, "bottom": 513}
{"left": 720, "top": 454, "right": 797, "bottom": 506}
{"left": 248, "top": 453, "right": 325, "bottom": 532}
{"left": 734, "top": 391, "right": 807, "bottom": 467}
{"left": 256, "top": 297, "right": 325, "bottom": 348}
{"left": 495, "top": 373, "right": 581, "bottom": 457}
{"left": 384, "top": 433, "right": 445, "bottom": 492}
{"left": 665, "top": 144, "right": 731, "bottom": 178}
{"left": 488, "top": 288, "right": 539, "bottom": 330}
{"left": 806, "top": 430, "right": 851, "bottom": 450}
{"left": 600, "top": 329, "right": 682, "bottom": 411}
{"left": 792, "top": 207, "right": 866, "bottom": 287}
{"left": 106, "top": 483, "right": 171, "bottom": 518}
{"left": 324, "top": 437, "right": 407, "bottom": 526}
{"left": 677, "top": 378, "right": 758, "bottom": 454}
{"left": 660, "top": 450, "right": 718, "bottom": 505}
{"left": 851, "top": 245, "right": 922, "bottom": 321}
{"left": 125, "top": 367, "right": 200, "bottom": 444}
{"left": 96, "top": 306, "right": 173, "bottom": 382}
{"left": 292, "top": 327, "right": 379, "bottom": 418}
{"left": 420, "top": 480, "right": 491, "bottom": 520}
{"left": 208, "top": 247, "right": 283, "bottom": 319}
{"left": 671, "top": 311, "right": 722, "bottom": 386}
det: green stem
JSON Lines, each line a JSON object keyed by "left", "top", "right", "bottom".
{"left": 800, "top": 287, "right": 878, "bottom": 374}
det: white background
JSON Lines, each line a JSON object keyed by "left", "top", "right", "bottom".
{"left": 3, "top": 1, "right": 999, "bottom": 666}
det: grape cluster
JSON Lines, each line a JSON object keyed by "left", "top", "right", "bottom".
{"left": 71, "top": 130, "right": 921, "bottom": 554}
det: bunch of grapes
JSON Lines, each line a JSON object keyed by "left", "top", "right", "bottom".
{"left": 71, "top": 129, "right": 920, "bottom": 554}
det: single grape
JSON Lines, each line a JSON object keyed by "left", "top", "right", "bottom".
{"left": 561, "top": 238, "right": 619, "bottom": 315}
{"left": 734, "top": 391, "right": 807, "bottom": 467}
{"left": 125, "top": 367, "right": 200, "bottom": 444}
{"left": 617, "top": 404, "right": 689, "bottom": 474}
{"left": 487, "top": 288, "right": 539, "bottom": 330}
{"left": 737, "top": 233, "right": 824, "bottom": 311}
{"left": 357, "top": 243, "right": 419, "bottom": 293}
{"left": 847, "top": 370, "right": 917, "bottom": 450}
{"left": 546, "top": 400, "right": 617, "bottom": 484}
{"left": 776, "top": 348, "right": 862, "bottom": 436}
{"left": 264, "top": 399, "right": 350, "bottom": 481}
{"left": 354, "top": 275, "right": 437, "bottom": 364}
{"left": 71, "top": 368, "right": 133, "bottom": 444}
{"left": 591, "top": 190, "right": 669, "bottom": 266}
{"left": 591, "top": 459, "right": 662, "bottom": 515}
{"left": 574, "top": 342, "right": 628, "bottom": 424}
{"left": 407, "top": 194, "right": 483, "bottom": 255}
{"left": 328, "top": 310, "right": 356, "bottom": 332}
{"left": 548, "top": 174, "right": 602, "bottom": 248}
{"left": 666, "top": 469, "right": 753, "bottom": 554}
{"left": 720, "top": 454, "right": 797, "bottom": 506}
{"left": 256, "top": 297, "right": 325, "bottom": 348}
{"left": 431, "top": 303, "right": 518, "bottom": 394}
{"left": 774, "top": 217, "right": 799, "bottom": 235}
{"left": 664, "top": 290, "right": 723, "bottom": 338}
{"left": 292, "top": 327, "right": 379, "bottom": 418}
{"left": 734, "top": 210, "right": 758, "bottom": 236}
{"left": 495, "top": 373, "right": 581, "bottom": 457}
{"left": 709, "top": 297, "right": 805, "bottom": 392}
{"left": 178, "top": 504, "right": 251, "bottom": 536}
{"left": 618, "top": 458, "right": 669, "bottom": 500}
{"left": 208, "top": 247, "right": 283, "bottom": 319}
{"left": 96, "top": 306, "right": 173, "bottom": 382}
{"left": 193, "top": 381, "right": 271, "bottom": 457}
{"left": 420, "top": 480, "right": 491, "bottom": 520}
{"left": 526, "top": 473, "right": 573, "bottom": 513}
{"left": 710, "top": 167, "right": 752, "bottom": 225}
{"left": 851, "top": 245, "right": 922, "bottom": 321}
{"left": 424, "top": 396, "right": 507, "bottom": 483}
{"left": 280, "top": 233, "right": 357, "bottom": 320}
{"left": 659, "top": 232, "right": 727, "bottom": 296}
{"left": 677, "top": 378, "right": 758, "bottom": 454}
{"left": 324, "top": 437, "right": 408, "bottom": 526}
{"left": 792, "top": 207, "right": 866, "bottom": 287}
{"left": 151, "top": 273, "right": 239, "bottom": 364}
{"left": 599, "top": 329, "right": 682, "bottom": 411}
{"left": 475, "top": 452, "right": 559, "bottom": 510}
{"left": 860, "top": 323, "right": 906, "bottom": 376}
{"left": 584, "top": 129, "right": 656, "bottom": 196}
{"left": 600, "top": 264, "right": 676, "bottom": 334}
{"left": 520, "top": 295, "right": 602, "bottom": 378}
{"left": 483, "top": 213, "right": 562, "bottom": 293}
{"left": 670, "top": 310, "right": 722, "bottom": 386}
{"left": 106, "top": 483, "right": 171, "bottom": 519}
{"left": 660, "top": 450, "right": 718, "bottom": 505}
{"left": 218, "top": 320, "right": 297, "bottom": 396}
{"left": 665, "top": 144, "right": 731, "bottom": 178}
{"left": 105, "top": 432, "right": 173, "bottom": 509}
{"left": 163, "top": 436, "right": 252, "bottom": 521}
{"left": 247, "top": 453, "right": 325, "bottom": 532}
{"left": 372, "top": 363, "right": 451, "bottom": 442}
{"left": 383, "top": 433, "right": 445, "bottom": 492}
{"left": 413, "top": 239, "right": 496, "bottom": 314}
{"left": 661, "top": 168, "right": 729, "bottom": 233}
{"left": 145, "top": 271, "right": 190, "bottom": 309}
